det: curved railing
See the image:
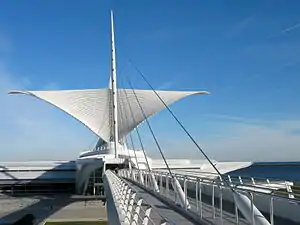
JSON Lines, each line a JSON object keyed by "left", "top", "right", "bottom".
{"left": 120, "top": 169, "right": 300, "bottom": 225}
{"left": 104, "top": 170, "right": 169, "bottom": 225}
{"left": 152, "top": 169, "right": 297, "bottom": 198}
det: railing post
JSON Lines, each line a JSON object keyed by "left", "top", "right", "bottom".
{"left": 150, "top": 172, "right": 159, "bottom": 192}
{"left": 199, "top": 180, "right": 203, "bottom": 219}
{"left": 250, "top": 192, "right": 254, "bottom": 225}
{"left": 285, "top": 181, "right": 295, "bottom": 199}
{"left": 144, "top": 172, "right": 148, "bottom": 188}
{"left": 172, "top": 176, "right": 191, "bottom": 209}
{"left": 228, "top": 175, "right": 232, "bottom": 186}
{"left": 184, "top": 177, "right": 188, "bottom": 211}
{"left": 212, "top": 184, "right": 215, "bottom": 221}
{"left": 160, "top": 174, "right": 163, "bottom": 193}
{"left": 235, "top": 200, "right": 239, "bottom": 225}
{"left": 220, "top": 186, "right": 223, "bottom": 225}
{"left": 233, "top": 191, "right": 270, "bottom": 225}
{"left": 166, "top": 175, "right": 169, "bottom": 198}
{"left": 139, "top": 170, "right": 144, "bottom": 185}
{"left": 270, "top": 197, "right": 274, "bottom": 225}
{"left": 196, "top": 179, "right": 199, "bottom": 211}
{"left": 239, "top": 176, "right": 243, "bottom": 185}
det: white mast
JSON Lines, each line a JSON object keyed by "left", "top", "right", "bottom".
{"left": 110, "top": 10, "right": 119, "bottom": 158}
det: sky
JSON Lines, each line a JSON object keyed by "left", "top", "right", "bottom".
{"left": 1, "top": 0, "right": 300, "bottom": 162}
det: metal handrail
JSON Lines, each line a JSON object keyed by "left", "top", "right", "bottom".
{"left": 122, "top": 168, "right": 300, "bottom": 225}
{"left": 154, "top": 168, "right": 294, "bottom": 186}
{"left": 151, "top": 170, "right": 300, "bottom": 199}
{"left": 105, "top": 170, "right": 168, "bottom": 225}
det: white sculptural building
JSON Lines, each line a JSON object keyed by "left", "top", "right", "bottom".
{"left": 5, "top": 11, "right": 254, "bottom": 197}
{"left": 8, "top": 11, "right": 210, "bottom": 194}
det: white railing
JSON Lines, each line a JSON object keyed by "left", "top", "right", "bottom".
{"left": 120, "top": 169, "right": 300, "bottom": 225}
{"left": 104, "top": 170, "right": 168, "bottom": 225}
{"left": 155, "top": 169, "right": 295, "bottom": 197}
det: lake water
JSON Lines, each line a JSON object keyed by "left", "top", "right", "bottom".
{"left": 227, "top": 161, "right": 300, "bottom": 182}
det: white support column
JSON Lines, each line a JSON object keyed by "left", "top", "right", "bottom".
{"left": 233, "top": 191, "right": 270, "bottom": 225}
{"left": 172, "top": 177, "right": 191, "bottom": 209}
{"left": 150, "top": 173, "right": 159, "bottom": 192}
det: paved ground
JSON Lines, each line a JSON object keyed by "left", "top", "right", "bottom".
{"left": 0, "top": 194, "right": 107, "bottom": 224}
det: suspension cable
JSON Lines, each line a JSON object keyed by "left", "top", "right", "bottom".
{"left": 123, "top": 135, "right": 133, "bottom": 166}
{"left": 121, "top": 85, "right": 152, "bottom": 172}
{"left": 117, "top": 90, "right": 132, "bottom": 161}
{"left": 126, "top": 78, "right": 173, "bottom": 177}
{"left": 117, "top": 88, "right": 140, "bottom": 171}
{"left": 128, "top": 60, "right": 229, "bottom": 185}
{"left": 128, "top": 131, "right": 140, "bottom": 170}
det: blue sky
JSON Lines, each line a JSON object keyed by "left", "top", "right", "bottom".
{"left": 1, "top": 0, "right": 300, "bottom": 162}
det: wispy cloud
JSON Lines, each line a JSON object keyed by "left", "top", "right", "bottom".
{"left": 157, "top": 80, "right": 175, "bottom": 90}
{"left": 268, "top": 22, "right": 300, "bottom": 40}
{"left": 42, "top": 82, "right": 60, "bottom": 90}
{"left": 140, "top": 25, "right": 193, "bottom": 43}
{"left": 281, "top": 22, "right": 300, "bottom": 33}
{"left": 223, "top": 0, "right": 270, "bottom": 40}
{"left": 0, "top": 33, "right": 12, "bottom": 54}
{"left": 224, "top": 16, "right": 255, "bottom": 39}
{"left": 247, "top": 59, "right": 300, "bottom": 81}
{"left": 0, "top": 61, "right": 96, "bottom": 161}
{"left": 155, "top": 115, "right": 300, "bottom": 162}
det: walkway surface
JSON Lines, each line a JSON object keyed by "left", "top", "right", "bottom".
{"left": 126, "top": 180, "right": 197, "bottom": 225}
{"left": 125, "top": 179, "right": 251, "bottom": 225}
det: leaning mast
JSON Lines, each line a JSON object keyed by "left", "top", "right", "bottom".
{"left": 110, "top": 10, "right": 119, "bottom": 158}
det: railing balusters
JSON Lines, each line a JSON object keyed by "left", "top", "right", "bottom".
{"left": 116, "top": 168, "right": 300, "bottom": 225}
{"left": 105, "top": 170, "right": 162, "bottom": 225}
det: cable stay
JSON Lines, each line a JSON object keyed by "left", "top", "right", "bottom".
{"left": 128, "top": 60, "right": 270, "bottom": 225}
{"left": 122, "top": 135, "right": 133, "bottom": 174}
{"left": 117, "top": 88, "right": 144, "bottom": 184}
{"left": 126, "top": 77, "right": 191, "bottom": 209}
{"left": 120, "top": 83, "right": 159, "bottom": 192}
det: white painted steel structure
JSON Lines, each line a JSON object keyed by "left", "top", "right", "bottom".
{"left": 118, "top": 169, "right": 300, "bottom": 225}
{"left": 6, "top": 10, "right": 298, "bottom": 225}
{"left": 7, "top": 10, "right": 210, "bottom": 199}
{"left": 8, "top": 89, "right": 207, "bottom": 146}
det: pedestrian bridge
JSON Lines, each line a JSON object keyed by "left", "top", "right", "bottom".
{"left": 103, "top": 168, "right": 300, "bottom": 225}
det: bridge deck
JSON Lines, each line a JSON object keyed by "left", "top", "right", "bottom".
{"left": 126, "top": 179, "right": 197, "bottom": 225}
{"left": 126, "top": 179, "right": 249, "bottom": 225}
